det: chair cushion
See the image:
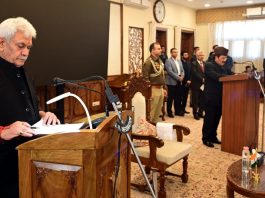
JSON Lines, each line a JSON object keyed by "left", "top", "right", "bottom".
{"left": 133, "top": 117, "right": 157, "bottom": 147}
{"left": 134, "top": 140, "right": 192, "bottom": 165}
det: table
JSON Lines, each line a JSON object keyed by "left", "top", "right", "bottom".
{"left": 227, "top": 159, "right": 265, "bottom": 197}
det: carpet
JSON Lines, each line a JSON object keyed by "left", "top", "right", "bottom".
{"left": 130, "top": 104, "right": 265, "bottom": 198}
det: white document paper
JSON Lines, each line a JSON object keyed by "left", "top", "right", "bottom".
{"left": 32, "top": 119, "right": 84, "bottom": 135}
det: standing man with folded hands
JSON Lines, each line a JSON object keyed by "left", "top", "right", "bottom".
{"left": 165, "top": 48, "right": 185, "bottom": 117}
{"left": 0, "top": 17, "right": 60, "bottom": 197}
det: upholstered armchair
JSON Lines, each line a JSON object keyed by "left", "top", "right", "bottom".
{"left": 125, "top": 74, "right": 192, "bottom": 198}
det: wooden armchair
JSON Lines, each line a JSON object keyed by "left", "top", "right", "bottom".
{"left": 125, "top": 74, "right": 192, "bottom": 198}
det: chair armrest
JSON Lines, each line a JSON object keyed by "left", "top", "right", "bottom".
{"left": 131, "top": 133, "right": 164, "bottom": 164}
{"left": 131, "top": 133, "right": 164, "bottom": 148}
{"left": 173, "top": 124, "right": 190, "bottom": 142}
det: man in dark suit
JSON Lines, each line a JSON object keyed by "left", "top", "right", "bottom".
{"left": 180, "top": 51, "right": 191, "bottom": 114}
{"left": 190, "top": 46, "right": 200, "bottom": 63}
{"left": 207, "top": 44, "right": 218, "bottom": 62}
{"left": 202, "top": 47, "right": 233, "bottom": 148}
{"left": 190, "top": 50, "right": 205, "bottom": 120}
{"left": 165, "top": 48, "right": 184, "bottom": 117}
{"left": 0, "top": 17, "right": 60, "bottom": 197}
{"left": 160, "top": 45, "right": 168, "bottom": 64}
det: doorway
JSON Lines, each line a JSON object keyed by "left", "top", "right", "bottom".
{"left": 181, "top": 31, "right": 194, "bottom": 59}
{"left": 156, "top": 29, "right": 167, "bottom": 51}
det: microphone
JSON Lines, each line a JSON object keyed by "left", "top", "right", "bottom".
{"left": 251, "top": 62, "right": 257, "bottom": 71}
{"left": 233, "top": 61, "right": 253, "bottom": 65}
{"left": 52, "top": 76, "right": 110, "bottom": 128}
{"left": 53, "top": 77, "right": 106, "bottom": 100}
{"left": 53, "top": 77, "right": 66, "bottom": 86}
{"left": 46, "top": 92, "right": 93, "bottom": 129}
{"left": 53, "top": 76, "right": 131, "bottom": 131}
{"left": 46, "top": 92, "right": 71, "bottom": 104}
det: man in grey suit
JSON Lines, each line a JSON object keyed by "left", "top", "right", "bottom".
{"left": 165, "top": 48, "right": 185, "bottom": 117}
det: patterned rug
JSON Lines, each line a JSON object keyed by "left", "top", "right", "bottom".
{"left": 130, "top": 104, "right": 265, "bottom": 198}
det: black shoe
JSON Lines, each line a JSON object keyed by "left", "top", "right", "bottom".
{"left": 203, "top": 141, "right": 214, "bottom": 147}
{"left": 212, "top": 139, "right": 221, "bottom": 144}
{"left": 168, "top": 113, "right": 174, "bottom": 118}
{"left": 175, "top": 112, "right": 184, "bottom": 116}
{"left": 193, "top": 114, "right": 200, "bottom": 120}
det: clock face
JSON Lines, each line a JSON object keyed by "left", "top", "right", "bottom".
{"left": 154, "top": 0, "right": 165, "bottom": 23}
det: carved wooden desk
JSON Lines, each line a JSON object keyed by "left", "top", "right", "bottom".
{"left": 227, "top": 160, "right": 265, "bottom": 198}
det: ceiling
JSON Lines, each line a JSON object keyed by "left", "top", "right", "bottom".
{"left": 167, "top": 0, "right": 265, "bottom": 10}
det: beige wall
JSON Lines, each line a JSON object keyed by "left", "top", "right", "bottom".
{"left": 108, "top": 0, "right": 196, "bottom": 75}
{"left": 196, "top": 24, "right": 210, "bottom": 59}
{"left": 108, "top": 3, "right": 122, "bottom": 75}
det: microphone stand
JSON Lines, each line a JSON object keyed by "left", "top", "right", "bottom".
{"left": 54, "top": 76, "right": 157, "bottom": 198}
{"left": 252, "top": 65, "right": 265, "bottom": 152}
{"left": 105, "top": 83, "right": 157, "bottom": 198}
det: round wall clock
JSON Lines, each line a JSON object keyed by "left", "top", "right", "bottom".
{"left": 153, "top": 0, "right": 165, "bottom": 23}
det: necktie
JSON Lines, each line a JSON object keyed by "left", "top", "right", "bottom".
{"left": 200, "top": 62, "right": 204, "bottom": 73}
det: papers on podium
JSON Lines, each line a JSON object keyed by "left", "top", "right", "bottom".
{"left": 32, "top": 119, "right": 84, "bottom": 135}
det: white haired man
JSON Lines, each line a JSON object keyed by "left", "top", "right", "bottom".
{"left": 0, "top": 17, "right": 60, "bottom": 197}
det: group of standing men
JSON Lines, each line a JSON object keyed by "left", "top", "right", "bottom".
{"left": 142, "top": 42, "right": 233, "bottom": 148}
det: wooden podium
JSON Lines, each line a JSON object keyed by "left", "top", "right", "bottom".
{"left": 220, "top": 74, "right": 260, "bottom": 155}
{"left": 17, "top": 113, "right": 131, "bottom": 198}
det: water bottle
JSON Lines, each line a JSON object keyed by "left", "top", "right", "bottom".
{"left": 242, "top": 146, "right": 250, "bottom": 187}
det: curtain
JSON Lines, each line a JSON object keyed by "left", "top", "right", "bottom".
{"left": 210, "top": 19, "right": 265, "bottom": 70}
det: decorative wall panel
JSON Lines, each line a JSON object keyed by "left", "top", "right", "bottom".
{"left": 128, "top": 27, "right": 144, "bottom": 73}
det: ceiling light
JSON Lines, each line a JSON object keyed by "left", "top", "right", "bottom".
{"left": 246, "top": 0, "right": 253, "bottom": 4}
{"left": 204, "top": 3, "right": 211, "bottom": 7}
{"left": 187, "top": 0, "right": 193, "bottom": 2}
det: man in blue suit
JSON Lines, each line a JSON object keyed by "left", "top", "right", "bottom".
{"left": 165, "top": 48, "right": 185, "bottom": 117}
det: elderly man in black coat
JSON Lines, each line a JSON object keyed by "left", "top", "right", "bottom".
{"left": 0, "top": 17, "right": 60, "bottom": 197}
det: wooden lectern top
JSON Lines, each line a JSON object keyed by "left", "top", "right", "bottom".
{"left": 17, "top": 114, "right": 119, "bottom": 150}
{"left": 219, "top": 73, "right": 250, "bottom": 82}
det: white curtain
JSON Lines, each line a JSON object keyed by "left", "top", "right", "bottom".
{"left": 210, "top": 19, "right": 265, "bottom": 70}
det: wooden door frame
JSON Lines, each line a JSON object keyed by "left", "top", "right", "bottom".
{"left": 180, "top": 28, "right": 195, "bottom": 60}
{"left": 156, "top": 27, "right": 168, "bottom": 55}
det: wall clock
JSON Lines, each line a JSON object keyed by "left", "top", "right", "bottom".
{"left": 153, "top": 0, "right": 165, "bottom": 23}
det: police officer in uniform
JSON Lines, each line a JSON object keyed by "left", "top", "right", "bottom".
{"left": 142, "top": 42, "right": 167, "bottom": 123}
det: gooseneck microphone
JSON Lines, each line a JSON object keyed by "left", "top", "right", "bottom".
{"left": 53, "top": 77, "right": 105, "bottom": 99}
{"left": 46, "top": 92, "right": 93, "bottom": 129}
{"left": 52, "top": 77, "right": 110, "bottom": 128}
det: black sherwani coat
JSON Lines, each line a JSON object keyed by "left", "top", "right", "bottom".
{"left": 0, "top": 57, "right": 40, "bottom": 198}
{"left": 202, "top": 60, "right": 233, "bottom": 142}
